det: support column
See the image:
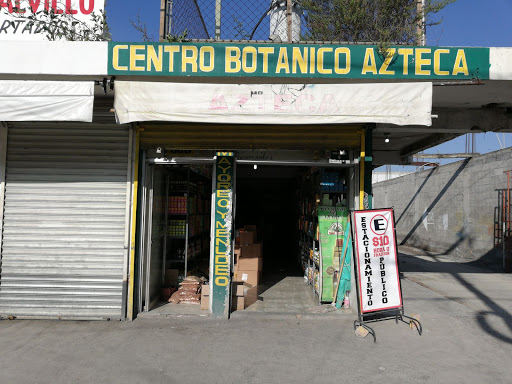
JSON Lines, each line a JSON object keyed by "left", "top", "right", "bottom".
{"left": 359, "top": 130, "right": 365, "bottom": 210}
{"left": 127, "top": 126, "right": 141, "bottom": 321}
{"left": 210, "top": 152, "right": 234, "bottom": 318}
{"left": 364, "top": 125, "right": 374, "bottom": 209}
{"left": 0, "top": 123, "right": 7, "bottom": 241}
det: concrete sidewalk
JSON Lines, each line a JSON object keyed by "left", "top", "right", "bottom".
{"left": 399, "top": 245, "right": 512, "bottom": 343}
{"left": 1, "top": 246, "right": 512, "bottom": 384}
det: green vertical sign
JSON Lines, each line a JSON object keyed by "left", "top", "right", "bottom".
{"left": 211, "top": 152, "right": 234, "bottom": 318}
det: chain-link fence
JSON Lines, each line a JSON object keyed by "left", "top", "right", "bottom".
{"left": 163, "top": 0, "right": 309, "bottom": 42}
{"left": 162, "top": 1, "right": 430, "bottom": 45}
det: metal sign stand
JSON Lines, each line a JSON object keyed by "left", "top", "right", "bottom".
{"left": 351, "top": 208, "right": 422, "bottom": 342}
{"left": 353, "top": 308, "right": 422, "bottom": 343}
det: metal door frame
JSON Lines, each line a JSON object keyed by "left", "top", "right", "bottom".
{"left": 136, "top": 151, "right": 217, "bottom": 315}
{"left": 0, "top": 123, "right": 7, "bottom": 247}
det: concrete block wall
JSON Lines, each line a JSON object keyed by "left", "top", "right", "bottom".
{"left": 373, "top": 147, "right": 512, "bottom": 267}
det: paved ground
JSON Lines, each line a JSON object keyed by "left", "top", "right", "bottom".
{"left": 243, "top": 275, "right": 320, "bottom": 312}
{"left": 1, "top": 246, "right": 512, "bottom": 384}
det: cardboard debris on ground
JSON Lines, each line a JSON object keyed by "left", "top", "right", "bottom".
{"left": 355, "top": 326, "right": 369, "bottom": 338}
{"left": 410, "top": 313, "right": 421, "bottom": 330}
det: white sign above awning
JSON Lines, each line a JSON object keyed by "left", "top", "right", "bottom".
{"left": 0, "top": 81, "right": 94, "bottom": 122}
{"left": 114, "top": 81, "right": 432, "bottom": 126}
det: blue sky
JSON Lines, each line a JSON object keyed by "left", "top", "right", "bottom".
{"left": 105, "top": 0, "right": 512, "bottom": 160}
{"left": 106, "top": 0, "right": 512, "bottom": 47}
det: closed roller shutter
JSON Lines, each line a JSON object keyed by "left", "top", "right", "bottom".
{"left": 140, "top": 123, "right": 362, "bottom": 150}
{"left": 0, "top": 123, "right": 131, "bottom": 320}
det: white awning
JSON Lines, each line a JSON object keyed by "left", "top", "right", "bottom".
{"left": 114, "top": 81, "right": 432, "bottom": 126}
{"left": 0, "top": 81, "right": 94, "bottom": 122}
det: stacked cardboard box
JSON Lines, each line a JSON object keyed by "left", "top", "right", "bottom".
{"left": 232, "top": 282, "right": 258, "bottom": 310}
{"left": 233, "top": 225, "right": 263, "bottom": 310}
{"left": 232, "top": 282, "right": 246, "bottom": 310}
{"left": 234, "top": 226, "right": 262, "bottom": 286}
{"left": 200, "top": 284, "right": 210, "bottom": 310}
{"left": 239, "top": 230, "right": 257, "bottom": 246}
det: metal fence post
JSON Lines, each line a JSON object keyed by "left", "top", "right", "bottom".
{"left": 215, "top": 0, "right": 221, "bottom": 40}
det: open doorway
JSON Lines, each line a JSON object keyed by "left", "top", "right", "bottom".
{"left": 233, "top": 164, "right": 353, "bottom": 313}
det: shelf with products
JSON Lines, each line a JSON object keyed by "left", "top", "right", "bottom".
{"left": 297, "top": 167, "right": 353, "bottom": 303}
{"left": 297, "top": 168, "right": 322, "bottom": 293}
{"left": 167, "top": 195, "right": 211, "bottom": 216}
{"left": 319, "top": 169, "right": 347, "bottom": 193}
{"left": 163, "top": 165, "right": 212, "bottom": 280}
{"left": 316, "top": 168, "right": 351, "bottom": 303}
{"left": 297, "top": 168, "right": 320, "bottom": 292}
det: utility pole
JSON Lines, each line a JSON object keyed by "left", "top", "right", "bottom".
{"left": 287, "top": 0, "right": 292, "bottom": 43}
{"left": 416, "top": 0, "right": 426, "bottom": 46}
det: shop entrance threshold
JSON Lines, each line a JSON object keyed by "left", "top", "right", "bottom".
{"left": 233, "top": 275, "right": 353, "bottom": 318}
{"left": 137, "top": 302, "right": 209, "bottom": 318}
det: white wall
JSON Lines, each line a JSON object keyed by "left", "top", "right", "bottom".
{"left": 0, "top": 41, "right": 107, "bottom": 76}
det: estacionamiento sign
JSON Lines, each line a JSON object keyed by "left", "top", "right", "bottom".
{"left": 353, "top": 209, "right": 402, "bottom": 314}
{"left": 109, "top": 42, "right": 490, "bottom": 80}
{"left": 0, "top": 0, "right": 104, "bottom": 40}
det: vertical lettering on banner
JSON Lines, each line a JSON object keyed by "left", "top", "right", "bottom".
{"left": 211, "top": 152, "right": 234, "bottom": 317}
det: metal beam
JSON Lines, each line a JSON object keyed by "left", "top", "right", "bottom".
{"left": 372, "top": 150, "right": 407, "bottom": 166}
{"left": 376, "top": 108, "right": 512, "bottom": 134}
{"left": 400, "top": 133, "right": 460, "bottom": 158}
{"left": 413, "top": 153, "right": 480, "bottom": 159}
{"left": 374, "top": 126, "right": 484, "bottom": 134}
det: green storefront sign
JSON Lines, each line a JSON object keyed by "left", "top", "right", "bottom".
{"left": 108, "top": 42, "right": 489, "bottom": 80}
{"left": 211, "top": 152, "right": 234, "bottom": 318}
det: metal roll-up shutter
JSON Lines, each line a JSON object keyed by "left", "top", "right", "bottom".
{"left": 0, "top": 123, "right": 131, "bottom": 320}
